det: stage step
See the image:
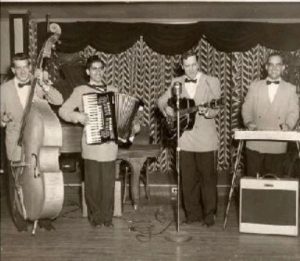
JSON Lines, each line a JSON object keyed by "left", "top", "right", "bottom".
{"left": 63, "top": 169, "right": 231, "bottom": 207}
{"left": 122, "top": 170, "right": 231, "bottom": 205}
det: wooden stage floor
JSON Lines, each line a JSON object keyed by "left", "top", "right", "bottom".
{"left": 1, "top": 175, "right": 300, "bottom": 261}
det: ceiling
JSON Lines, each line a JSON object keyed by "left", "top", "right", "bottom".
{"left": 1, "top": 2, "right": 300, "bottom": 23}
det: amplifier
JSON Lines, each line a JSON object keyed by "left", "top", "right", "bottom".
{"left": 239, "top": 177, "right": 299, "bottom": 236}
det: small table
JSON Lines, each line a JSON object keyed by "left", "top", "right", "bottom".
{"left": 60, "top": 122, "right": 161, "bottom": 209}
{"left": 117, "top": 144, "right": 160, "bottom": 208}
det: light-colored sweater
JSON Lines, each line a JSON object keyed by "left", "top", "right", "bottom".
{"left": 157, "top": 73, "right": 221, "bottom": 152}
{"left": 0, "top": 78, "right": 63, "bottom": 160}
{"left": 58, "top": 85, "right": 118, "bottom": 162}
{"left": 242, "top": 79, "right": 299, "bottom": 154}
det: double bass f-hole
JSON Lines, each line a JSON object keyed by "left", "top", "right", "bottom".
{"left": 31, "top": 153, "right": 40, "bottom": 178}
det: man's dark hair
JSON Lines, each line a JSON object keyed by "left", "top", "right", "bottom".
{"left": 86, "top": 55, "right": 105, "bottom": 70}
{"left": 181, "top": 50, "right": 199, "bottom": 64}
{"left": 266, "top": 52, "right": 285, "bottom": 65}
{"left": 11, "top": 53, "right": 29, "bottom": 67}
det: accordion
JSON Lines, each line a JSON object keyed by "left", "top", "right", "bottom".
{"left": 82, "top": 92, "right": 140, "bottom": 145}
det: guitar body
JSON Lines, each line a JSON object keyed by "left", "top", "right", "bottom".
{"left": 164, "top": 97, "right": 223, "bottom": 140}
{"left": 164, "top": 98, "right": 197, "bottom": 139}
{"left": 15, "top": 100, "right": 64, "bottom": 221}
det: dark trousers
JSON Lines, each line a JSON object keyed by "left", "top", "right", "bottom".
{"left": 245, "top": 148, "right": 286, "bottom": 178}
{"left": 84, "top": 159, "right": 115, "bottom": 226}
{"left": 180, "top": 151, "right": 217, "bottom": 221}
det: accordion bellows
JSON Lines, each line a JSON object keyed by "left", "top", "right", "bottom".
{"left": 82, "top": 92, "right": 140, "bottom": 145}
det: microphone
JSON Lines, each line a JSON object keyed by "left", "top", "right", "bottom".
{"left": 172, "top": 82, "right": 182, "bottom": 98}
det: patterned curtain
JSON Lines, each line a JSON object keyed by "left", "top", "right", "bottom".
{"left": 28, "top": 20, "right": 300, "bottom": 175}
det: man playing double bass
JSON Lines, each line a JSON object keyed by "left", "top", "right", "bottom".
{"left": 0, "top": 53, "right": 63, "bottom": 231}
{"left": 157, "top": 50, "right": 221, "bottom": 227}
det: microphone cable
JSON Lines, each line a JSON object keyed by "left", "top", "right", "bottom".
{"left": 127, "top": 207, "right": 174, "bottom": 243}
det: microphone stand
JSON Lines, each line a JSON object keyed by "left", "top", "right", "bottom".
{"left": 175, "top": 89, "right": 181, "bottom": 233}
{"left": 164, "top": 82, "right": 192, "bottom": 243}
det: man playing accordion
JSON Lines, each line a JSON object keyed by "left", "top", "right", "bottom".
{"left": 59, "top": 55, "right": 140, "bottom": 228}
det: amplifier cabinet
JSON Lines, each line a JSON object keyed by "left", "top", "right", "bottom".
{"left": 239, "top": 177, "right": 299, "bottom": 236}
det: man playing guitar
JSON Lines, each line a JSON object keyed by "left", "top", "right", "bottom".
{"left": 157, "top": 50, "right": 221, "bottom": 227}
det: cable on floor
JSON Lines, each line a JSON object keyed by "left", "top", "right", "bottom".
{"left": 127, "top": 207, "right": 174, "bottom": 243}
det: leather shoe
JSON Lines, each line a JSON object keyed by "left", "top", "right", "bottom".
{"left": 88, "top": 218, "right": 103, "bottom": 228}
{"left": 39, "top": 219, "right": 55, "bottom": 231}
{"left": 204, "top": 214, "right": 215, "bottom": 227}
{"left": 104, "top": 221, "right": 113, "bottom": 228}
{"left": 181, "top": 219, "right": 194, "bottom": 225}
{"left": 182, "top": 217, "right": 202, "bottom": 225}
{"left": 95, "top": 224, "right": 103, "bottom": 229}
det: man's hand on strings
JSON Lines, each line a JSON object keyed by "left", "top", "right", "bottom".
{"left": 164, "top": 106, "right": 175, "bottom": 118}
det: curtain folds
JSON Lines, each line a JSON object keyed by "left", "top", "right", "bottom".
{"left": 38, "top": 22, "right": 142, "bottom": 54}
{"left": 142, "top": 23, "right": 203, "bottom": 55}
{"left": 38, "top": 21, "right": 300, "bottom": 54}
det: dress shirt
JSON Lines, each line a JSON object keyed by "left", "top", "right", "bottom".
{"left": 267, "top": 79, "right": 280, "bottom": 103}
{"left": 14, "top": 78, "right": 31, "bottom": 109}
{"left": 185, "top": 72, "right": 201, "bottom": 99}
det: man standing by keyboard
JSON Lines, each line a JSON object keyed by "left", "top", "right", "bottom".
{"left": 242, "top": 52, "right": 299, "bottom": 177}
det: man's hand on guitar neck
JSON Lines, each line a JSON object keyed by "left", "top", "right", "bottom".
{"left": 198, "top": 106, "right": 220, "bottom": 119}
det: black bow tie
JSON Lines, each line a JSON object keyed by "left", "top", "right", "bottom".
{"left": 88, "top": 83, "right": 107, "bottom": 91}
{"left": 18, "top": 81, "right": 31, "bottom": 88}
{"left": 185, "top": 78, "right": 197, "bottom": 83}
{"left": 266, "top": 80, "right": 280, "bottom": 85}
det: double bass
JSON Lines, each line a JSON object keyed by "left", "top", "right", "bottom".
{"left": 11, "top": 23, "right": 64, "bottom": 235}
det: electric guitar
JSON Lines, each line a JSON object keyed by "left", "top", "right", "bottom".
{"left": 163, "top": 97, "right": 223, "bottom": 139}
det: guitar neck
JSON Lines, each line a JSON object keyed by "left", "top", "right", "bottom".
{"left": 179, "top": 106, "right": 199, "bottom": 116}
{"left": 179, "top": 99, "right": 221, "bottom": 117}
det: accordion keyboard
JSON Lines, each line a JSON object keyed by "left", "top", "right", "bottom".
{"left": 82, "top": 92, "right": 117, "bottom": 145}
